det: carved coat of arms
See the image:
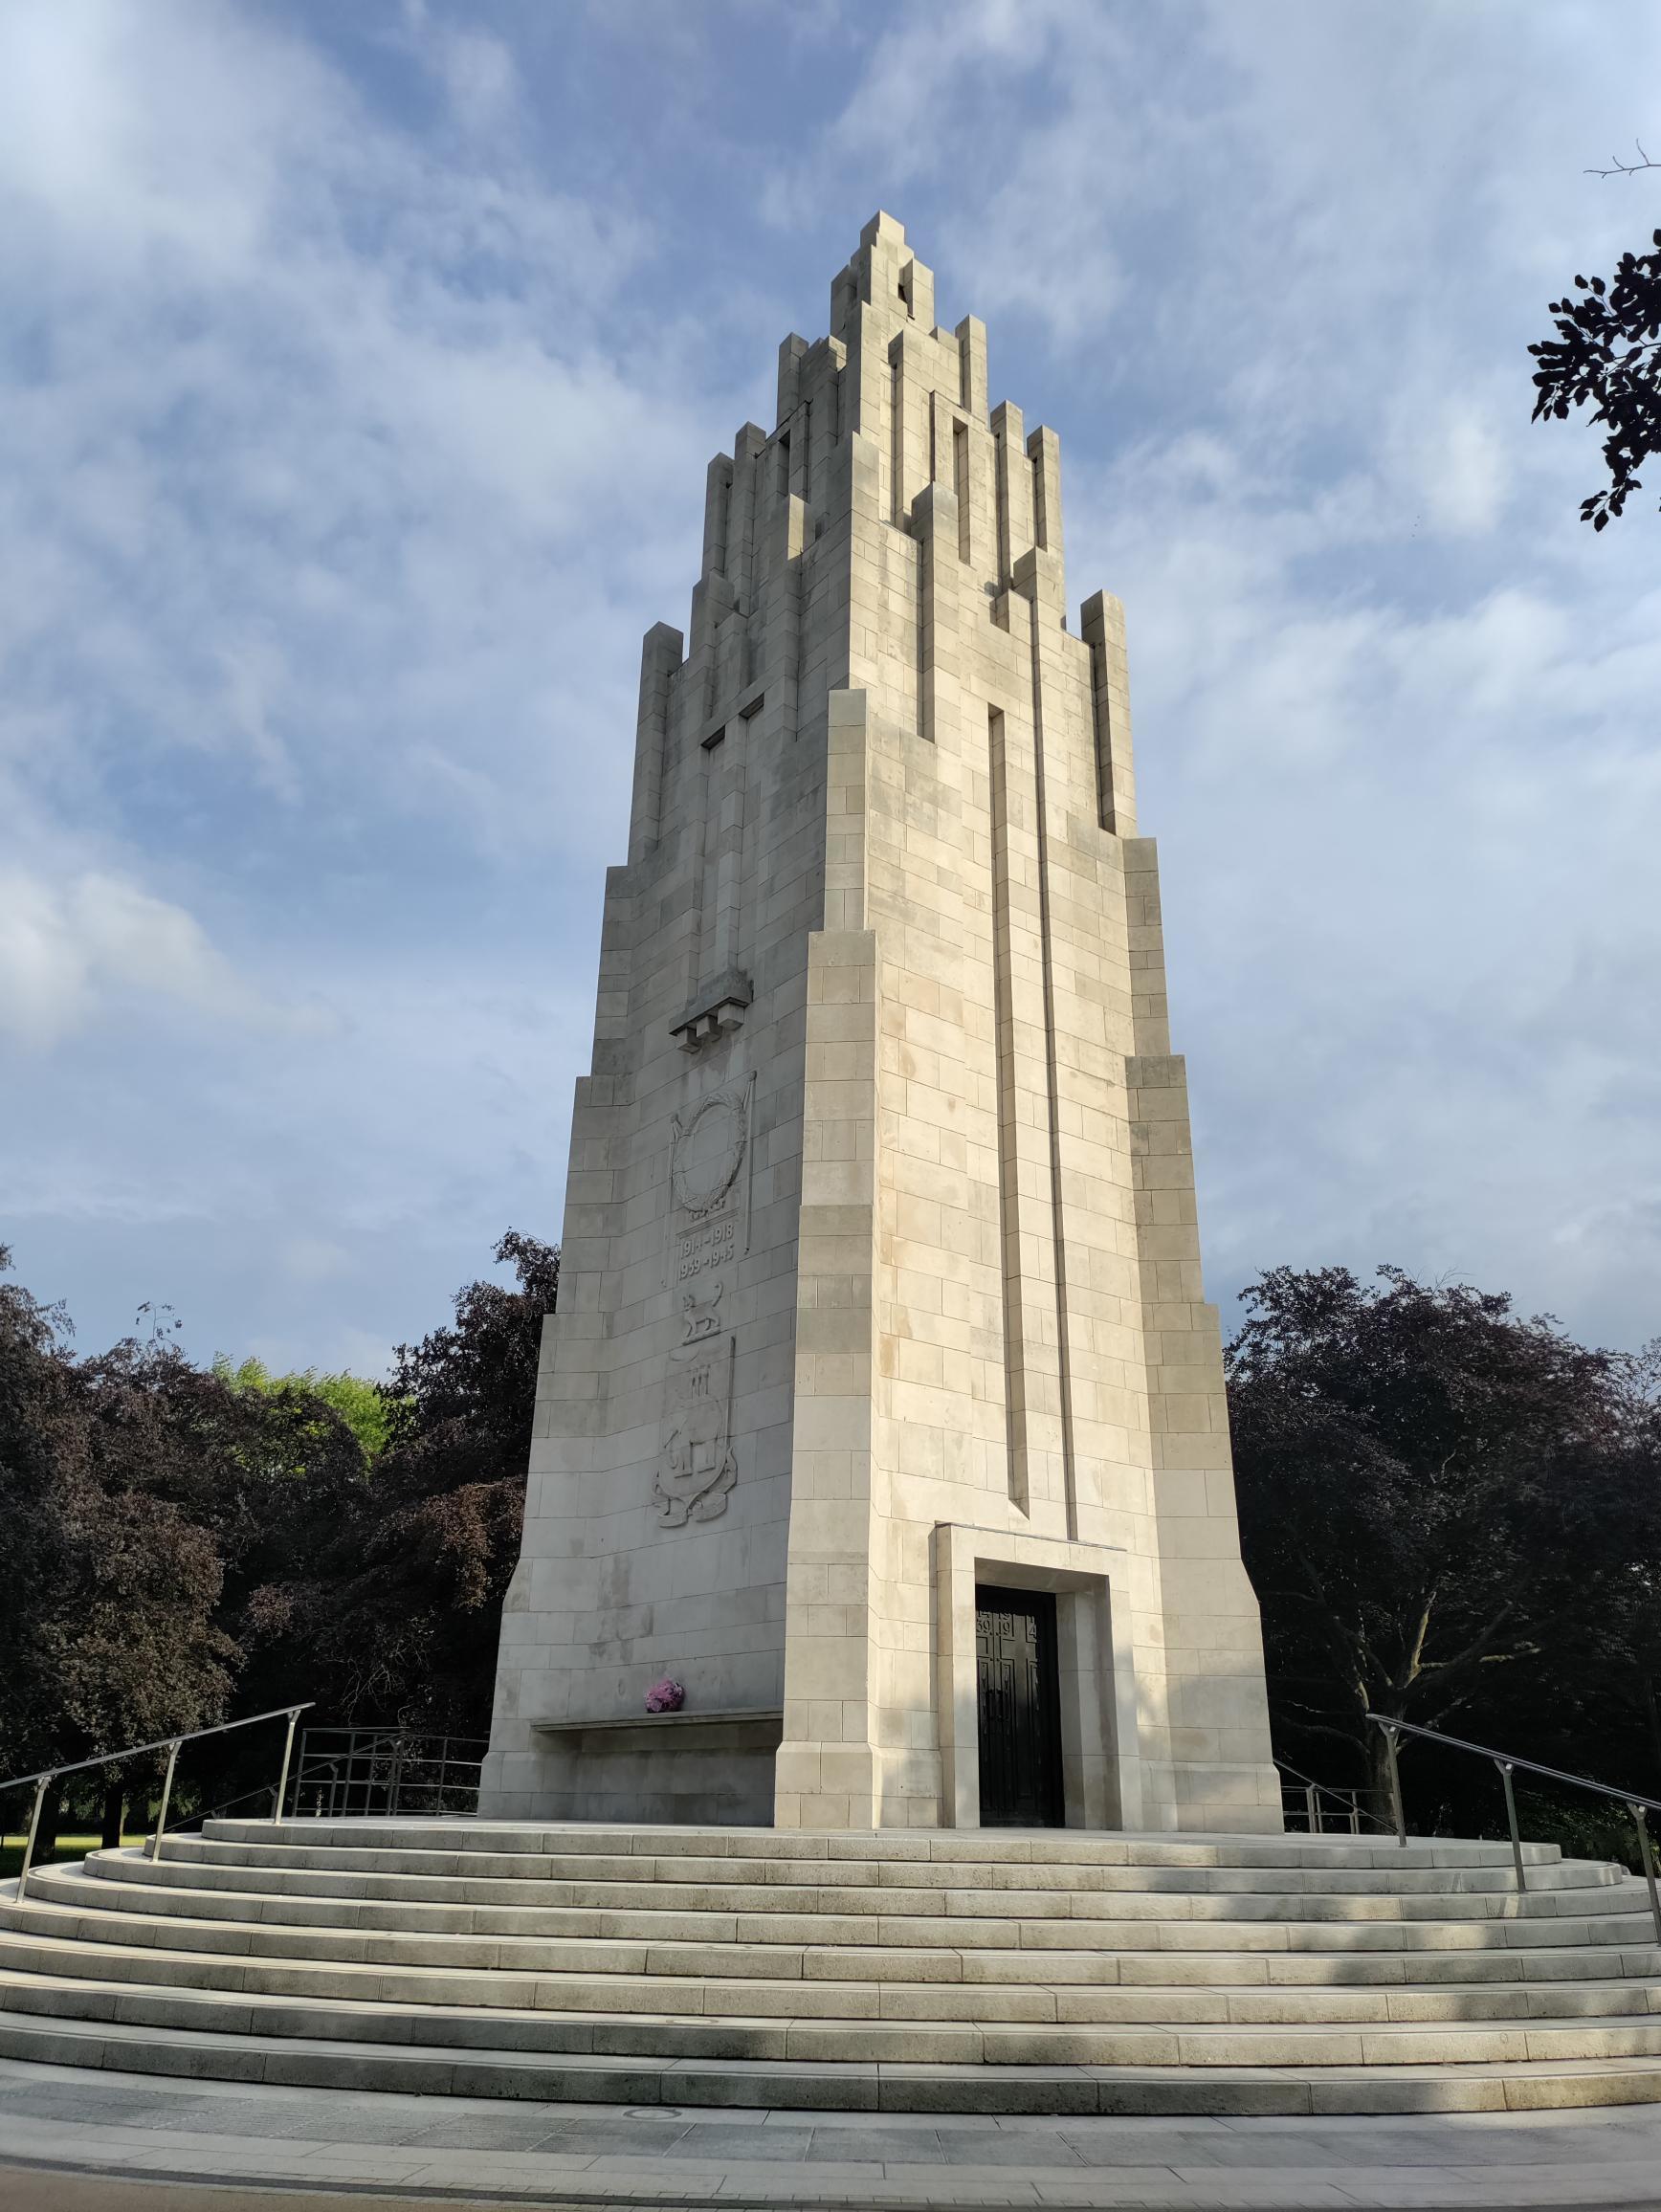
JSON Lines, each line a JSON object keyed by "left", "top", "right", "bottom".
{"left": 654, "top": 1284, "right": 738, "bottom": 1526}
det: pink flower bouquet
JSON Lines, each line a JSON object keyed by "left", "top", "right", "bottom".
{"left": 645, "top": 1677, "right": 684, "bottom": 1714}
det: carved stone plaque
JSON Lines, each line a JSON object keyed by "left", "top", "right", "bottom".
{"left": 656, "top": 1075, "right": 753, "bottom": 1522}
{"left": 664, "top": 1073, "right": 754, "bottom": 1291}
{"left": 655, "top": 1284, "right": 737, "bottom": 1526}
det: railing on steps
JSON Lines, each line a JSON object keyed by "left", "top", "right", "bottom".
{"left": 0, "top": 1703, "right": 312, "bottom": 1887}
{"left": 1275, "top": 1759, "right": 1391, "bottom": 1836}
{"left": 1365, "top": 1709, "right": 1661, "bottom": 1940}
{"left": 293, "top": 1727, "right": 485, "bottom": 1818}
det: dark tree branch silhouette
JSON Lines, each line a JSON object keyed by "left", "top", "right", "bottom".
{"left": 1585, "top": 141, "right": 1661, "bottom": 179}
{"left": 1530, "top": 173, "right": 1661, "bottom": 527}
{"left": 1583, "top": 139, "right": 1661, "bottom": 178}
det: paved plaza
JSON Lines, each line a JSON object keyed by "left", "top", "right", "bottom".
{"left": 3, "top": 2058, "right": 1660, "bottom": 2210}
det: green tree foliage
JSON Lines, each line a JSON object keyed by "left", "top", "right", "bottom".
{"left": 0, "top": 1232, "right": 558, "bottom": 1838}
{"left": 213, "top": 1355, "right": 396, "bottom": 1460}
{"left": 255, "top": 1231, "right": 559, "bottom": 1736}
{"left": 0, "top": 1249, "right": 234, "bottom": 1848}
{"left": 1530, "top": 226, "right": 1661, "bottom": 527}
{"left": 1227, "top": 1266, "right": 1661, "bottom": 1821}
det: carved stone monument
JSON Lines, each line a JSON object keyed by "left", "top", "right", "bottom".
{"left": 480, "top": 215, "right": 1281, "bottom": 1833}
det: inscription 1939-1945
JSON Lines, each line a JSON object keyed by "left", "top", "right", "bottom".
{"left": 676, "top": 1216, "right": 736, "bottom": 1281}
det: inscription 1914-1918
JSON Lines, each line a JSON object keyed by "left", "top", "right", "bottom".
{"left": 676, "top": 1215, "right": 736, "bottom": 1281}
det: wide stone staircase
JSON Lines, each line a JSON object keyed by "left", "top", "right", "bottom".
{"left": 3, "top": 1818, "right": 1661, "bottom": 2113}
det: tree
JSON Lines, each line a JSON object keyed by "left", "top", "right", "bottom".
{"left": 1530, "top": 225, "right": 1661, "bottom": 527}
{"left": 0, "top": 1250, "right": 234, "bottom": 1854}
{"left": 249, "top": 1230, "right": 559, "bottom": 1737}
{"left": 103, "top": 1344, "right": 378, "bottom": 1803}
{"left": 1226, "top": 1266, "right": 1661, "bottom": 1819}
{"left": 0, "top": 1230, "right": 559, "bottom": 1855}
{"left": 213, "top": 1356, "right": 395, "bottom": 1460}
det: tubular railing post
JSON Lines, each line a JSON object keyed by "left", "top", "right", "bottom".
{"left": 1630, "top": 1803, "right": 1661, "bottom": 1949}
{"left": 1348, "top": 1793, "right": 1361, "bottom": 1837}
{"left": 1304, "top": 1781, "right": 1319, "bottom": 1834}
{"left": 17, "top": 1774, "right": 52, "bottom": 1890}
{"left": 1382, "top": 1723, "right": 1407, "bottom": 1848}
{"left": 1496, "top": 1759, "right": 1527, "bottom": 1894}
{"left": 150, "top": 1741, "right": 181, "bottom": 1863}
{"left": 271, "top": 1709, "right": 300, "bottom": 1825}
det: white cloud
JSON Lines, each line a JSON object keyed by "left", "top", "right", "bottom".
{"left": 0, "top": 867, "right": 312, "bottom": 1049}
{"left": 6, "top": 0, "right": 1661, "bottom": 1374}
{"left": 765, "top": 0, "right": 1661, "bottom": 1346}
{"left": 0, "top": 0, "right": 698, "bottom": 863}
{"left": 423, "top": 22, "right": 521, "bottom": 139}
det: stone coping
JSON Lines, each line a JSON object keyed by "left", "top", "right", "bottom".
{"left": 529, "top": 1707, "right": 784, "bottom": 1741}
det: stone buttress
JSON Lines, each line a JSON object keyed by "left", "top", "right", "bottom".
{"left": 481, "top": 214, "right": 1281, "bottom": 1835}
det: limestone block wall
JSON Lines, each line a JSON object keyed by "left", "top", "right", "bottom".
{"left": 481, "top": 271, "right": 862, "bottom": 1824}
{"left": 483, "top": 212, "right": 1280, "bottom": 1834}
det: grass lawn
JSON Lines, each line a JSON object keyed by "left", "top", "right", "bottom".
{"left": 1, "top": 1831, "right": 148, "bottom": 1878}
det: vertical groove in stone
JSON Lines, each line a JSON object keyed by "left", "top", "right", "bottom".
{"left": 889, "top": 342, "right": 904, "bottom": 528}
{"left": 713, "top": 727, "right": 746, "bottom": 977}
{"left": 988, "top": 706, "right": 1030, "bottom": 1516}
{"left": 691, "top": 728, "right": 720, "bottom": 992}
{"left": 991, "top": 401, "right": 1030, "bottom": 592}
{"left": 1027, "top": 616, "right": 1081, "bottom": 1544}
{"left": 1086, "top": 624, "right": 1114, "bottom": 833}
{"left": 953, "top": 421, "right": 971, "bottom": 564}
{"left": 730, "top": 432, "right": 760, "bottom": 617}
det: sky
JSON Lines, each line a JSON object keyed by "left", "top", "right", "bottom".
{"left": 2, "top": 0, "right": 1658, "bottom": 1376}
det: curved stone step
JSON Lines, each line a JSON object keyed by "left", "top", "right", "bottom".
{"left": 33, "top": 1855, "right": 1661, "bottom": 1933}
{"left": 208, "top": 1813, "right": 1574, "bottom": 1867}
{"left": 5, "top": 1980, "right": 1661, "bottom": 2112}
{"left": 16, "top": 1886, "right": 1659, "bottom": 1998}
{"left": 11, "top": 1892, "right": 1657, "bottom": 1986}
{"left": 5, "top": 1824, "right": 1657, "bottom": 2114}
{"left": 12, "top": 1881, "right": 1654, "bottom": 1977}
{"left": 48, "top": 1867, "right": 1641, "bottom": 1958}
{"left": 76, "top": 1847, "right": 1629, "bottom": 1921}
{"left": 3, "top": 1953, "right": 1661, "bottom": 2066}
{"left": 162, "top": 1832, "right": 1609, "bottom": 1897}
{"left": 203, "top": 1817, "right": 1570, "bottom": 1873}
{"left": 5, "top": 1918, "right": 1659, "bottom": 2030}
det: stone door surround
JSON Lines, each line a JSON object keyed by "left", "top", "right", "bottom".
{"left": 933, "top": 1523, "right": 1141, "bottom": 1831}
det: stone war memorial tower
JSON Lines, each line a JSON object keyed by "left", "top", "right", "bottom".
{"left": 10, "top": 214, "right": 1658, "bottom": 2135}
{"left": 481, "top": 215, "right": 1280, "bottom": 1837}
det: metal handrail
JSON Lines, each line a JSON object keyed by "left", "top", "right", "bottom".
{"left": 1364, "top": 1716, "right": 1661, "bottom": 1816}
{"left": 2, "top": 1702, "right": 312, "bottom": 1888}
{"left": 1364, "top": 1710, "right": 1661, "bottom": 1944}
{"left": 1274, "top": 1758, "right": 1390, "bottom": 1836}
{"left": 294, "top": 1726, "right": 485, "bottom": 1819}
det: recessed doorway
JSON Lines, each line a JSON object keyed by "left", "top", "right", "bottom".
{"left": 975, "top": 1584, "right": 1064, "bottom": 1826}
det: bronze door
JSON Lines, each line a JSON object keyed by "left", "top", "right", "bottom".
{"left": 975, "top": 1585, "right": 1064, "bottom": 1826}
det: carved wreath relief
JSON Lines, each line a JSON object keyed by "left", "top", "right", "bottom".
{"left": 669, "top": 1090, "right": 748, "bottom": 1220}
{"left": 655, "top": 1076, "right": 753, "bottom": 1528}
